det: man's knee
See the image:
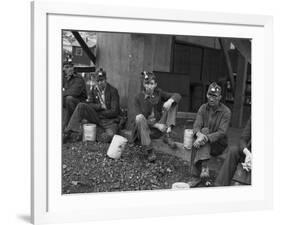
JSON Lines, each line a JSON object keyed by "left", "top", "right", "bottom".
{"left": 65, "top": 96, "right": 76, "bottom": 105}
{"left": 135, "top": 114, "right": 146, "bottom": 124}
{"left": 201, "top": 127, "right": 209, "bottom": 135}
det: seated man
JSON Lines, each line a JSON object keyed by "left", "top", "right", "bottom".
{"left": 215, "top": 118, "right": 252, "bottom": 186}
{"left": 132, "top": 71, "right": 182, "bottom": 162}
{"left": 62, "top": 61, "right": 87, "bottom": 130}
{"left": 191, "top": 82, "right": 231, "bottom": 184}
{"left": 63, "top": 68, "right": 120, "bottom": 143}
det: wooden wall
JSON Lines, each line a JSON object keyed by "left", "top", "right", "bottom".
{"left": 96, "top": 33, "right": 173, "bottom": 127}
{"left": 95, "top": 32, "right": 251, "bottom": 128}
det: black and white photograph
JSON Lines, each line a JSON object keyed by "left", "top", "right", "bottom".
{"left": 61, "top": 30, "right": 252, "bottom": 194}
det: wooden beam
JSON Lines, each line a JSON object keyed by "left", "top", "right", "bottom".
{"left": 229, "top": 39, "right": 251, "bottom": 64}
{"left": 218, "top": 38, "right": 235, "bottom": 95}
{"left": 127, "top": 34, "right": 145, "bottom": 129}
{"left": 176, "top": 111, "right": 197, "bottom": 120}
{"left": 71, "top": 31, "right": 96, "bottom": 64}
{"left": 232, "top": 53, "right": 248, "bottom": 128}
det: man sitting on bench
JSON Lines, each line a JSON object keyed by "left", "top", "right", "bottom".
{"left": 63, "top": 68, "right": 121, "bottom": 143}
{"left": 191, "top": 82, "right": 231, "bottom": 185}
{"left": 215, "top": 118, "right": 252, "bottom": 186}
{"left": 131, "top": 71, "right": 181, "bottom": 162}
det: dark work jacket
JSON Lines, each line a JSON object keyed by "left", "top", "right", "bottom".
{"left": 88, "top": 83, "right": 120, "bottom": 119}
{"left": 193, "top": 103, "right": 231, "bottom": 146}
{"left": 240, "top": 118, "right": 251, "bottom": 151}
{"left": 63, "top": 73, "right": 87, "bottom": 101}
{"left": 134, "top": 88, "right": 182, "bottom": 121}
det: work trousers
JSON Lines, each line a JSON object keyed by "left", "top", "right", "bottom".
{"left": 193, "top": 128, "right": 226, "bottom": 164}
{"left": 215, "top": 145, "right": 245, "bottom": 186}
{"left": 133, "top": 105, "right": 178, "bottom": 147}
{"left": 65, "top": 102, "right": 118, "bottom": 140}
{"left": 62, "top": 96, "right": 81, "bottom": 130}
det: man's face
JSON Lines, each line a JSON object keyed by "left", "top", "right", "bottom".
{"left": 143, "top": 79, "right": 157, "bottom": 95}
{"left": 97, "top": 77, "right": 107, "bottom": 90}
{"left": 63, "top": 64, "right": 74, "bottom": 77}
{"left": 207, "top": 93, "right": 221, "bottom": 107}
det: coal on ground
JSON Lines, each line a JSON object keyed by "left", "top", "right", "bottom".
{"left": 62, "top": 141, "right": 197, "bottom": 194}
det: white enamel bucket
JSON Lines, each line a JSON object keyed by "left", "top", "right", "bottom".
{"left": 82, "top": 123, "right": 97, "bottom": 142}
{"left": 107, "top": 135, "right": 128, "bottom": 159}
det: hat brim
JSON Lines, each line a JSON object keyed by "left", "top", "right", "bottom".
{"left": 207, "top": 92, "right": 220, "bottom": 97}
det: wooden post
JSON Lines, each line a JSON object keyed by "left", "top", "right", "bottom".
{"left": 218, "top": 38, "right": 235, "bottom": 95}
{"left": 232, "top": 53, "right": 248, "bottom": 128}
{"left": 229, "top": 39, "right": 251, "bottom": 64}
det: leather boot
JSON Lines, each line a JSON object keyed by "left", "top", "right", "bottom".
{"left": 163, "top": 133, "right": 177, "bottom": 149}
{"left": 146, "top": 146, "right": 156, "bottom": 162}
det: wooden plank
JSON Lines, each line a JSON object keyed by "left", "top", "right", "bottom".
{"left": 232, "top": 53, "right": 248, "bottom": 128}
{"left": 152, "top": 139, "right": 192, "bottom": 162}
{"left": 176, "top": 111, "right": 196, "bottom": 120}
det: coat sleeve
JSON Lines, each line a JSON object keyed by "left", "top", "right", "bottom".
{"left": 99, "top": 88, "right": 120, "bottom": 119}
{"left": 207, "top": 110, "right": 231, "bottom": 143}
{"left": 63, "top": 77, "right": 86, "bottom": 98}
{"left": 240, "top": 118, "right": 251, "bottom": 150}
{"left": 193, "top": 105, "right": 205, "bottom": 136}
{"left": 159, "top": 89, "right": 182, "bottom": 104}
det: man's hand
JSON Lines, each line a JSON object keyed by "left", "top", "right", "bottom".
{"left": 153, "top": 123, "right": 167, "bottom": 132}
{"left": 196, "top": 132, "right": 208, "bottom": 145}
{"left": 101, "top": 103, "right": 107, "bottom": 109}
{"left": 242, "top": 148, "right": 252, "bottom": 172}
{"left": 193, "top": 138, "right": 201, "bottom": 149}
{"left": 163, "top": 99, "right": 174, "bottom": 111}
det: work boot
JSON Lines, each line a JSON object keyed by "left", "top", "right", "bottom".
{"left": 146, "top": 146, "right": 156, "bottom": 162}
{"left": 72, "top": 132, "right": 82, "bottom": 142}
{"left": 63, "top": 130, "right": 72, "bottom": 144}
{"left": 200, "top": 166, "right": 212, "bottom": 186}
{"left": 99, "top": 132, "right": 113, "bottom": 143}
{"left": 163, "top": 133, "right": 177, "bottom": 149}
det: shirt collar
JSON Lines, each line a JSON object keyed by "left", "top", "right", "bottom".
{"left": 206, "top": 103, "right": 223, "bottom": 112}
{"left": 143, "top": 91, "right": 155, "bottom": 99}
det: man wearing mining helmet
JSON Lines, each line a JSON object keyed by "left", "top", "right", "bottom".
{"left": 62, "top": 61, "right": 87, "bottom": 130}
{"left": 191, "top": 82, "right": 231, "bottom": 185}
{"left": 132, "top": 71, "right": 182, "bottom": 162}
{"left": 63, "top": 68, "right": 120, "bottom": 143}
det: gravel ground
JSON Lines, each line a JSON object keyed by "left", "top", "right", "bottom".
{"left": 61, "top": 140, "right": 214, "bottom": 194}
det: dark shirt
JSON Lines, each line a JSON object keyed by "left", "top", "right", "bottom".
{"left": 63, "top": 74, "right": 87, "bottom": 101}
{"left": 88, "top": 83, "right": 120, "bottom": 119}
{"left": 240, "top": 118, "right": 251, "bottom": 151}
{"left": 193, "top": 103, "right": 231, "bottom": 146}
{"left": 134, "top": 88, "right": 181, "bottom": 121}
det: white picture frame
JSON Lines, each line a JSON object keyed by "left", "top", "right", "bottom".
{"left": 31, "top": 1, "right": 274, "bottom": 224}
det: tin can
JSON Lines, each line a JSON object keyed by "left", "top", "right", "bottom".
{"left": 183, "top": 129, "right": 194, "bottom": 150}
